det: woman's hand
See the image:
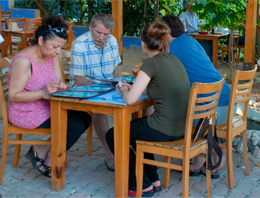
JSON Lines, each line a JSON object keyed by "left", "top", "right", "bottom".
{"left": 45, "top": 81, "right": 66, "bottom": 94}
{"left": 57, "top": 81, "right": 67, "bottom": 92}
{"left": 116, "top": 80, "right": 131, "bottom": 94}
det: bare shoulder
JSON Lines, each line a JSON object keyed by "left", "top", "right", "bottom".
{"left": 12, "top": 56, "right": 31, "bottom": 72}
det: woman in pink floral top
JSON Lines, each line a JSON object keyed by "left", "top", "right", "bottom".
{"left": 8, "top": 15, "right": 92, "bottom": 177}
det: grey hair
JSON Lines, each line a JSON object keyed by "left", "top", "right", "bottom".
{"left": 90, "top": 13, "right": 115, "bottom": 32}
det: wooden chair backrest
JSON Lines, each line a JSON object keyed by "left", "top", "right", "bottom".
{"left": 0, "top": 58, "right": 10, "bottom": 127}
{"left": 6, "top": 18, "right": 26, "bottom": 30}
{"left": 25, "top": 18, "right": 42, "bottom": 30}
{"left": 1, "top": 10, "right": 12, "bottom": 19}
{"left": 228, "top": 30, "right": 240, "bottom": 49}
{"left": 58, "top": 50, "right": 71, "bottom": 82}
{"left": 66, "top": 21, "right": 74, "bottom": 31}
{"left": 184, "top": 77, "right": 225, "bottom": 149}
{"left": 227, "top": 65, "right": 258, "bottom": 125}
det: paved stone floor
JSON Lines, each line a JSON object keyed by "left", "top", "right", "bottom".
{"left": 0, "top": 48, "right": 260, "bottom": 197}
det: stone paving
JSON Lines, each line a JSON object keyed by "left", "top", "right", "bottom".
{"left": 0, "top": 48, "right": 260, "bottom": 198}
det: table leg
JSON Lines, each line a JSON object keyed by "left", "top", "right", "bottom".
{"left": 114, "top": 107, "right": 131, "bottom": 197}
{"left": 212, "top": 38, "right": 218, "bottom": 67}
{"left": 50, "top": 100, "right": 67, "bottom": 191}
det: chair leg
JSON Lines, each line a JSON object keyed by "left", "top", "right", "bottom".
{"left": 182, "top": 158, "right": 190, "bottom": 198}
{"left": 0, "top": 130, "right": 9, "bottom": 184}
{"left": 13, "top": 134, "right": 22, "bottom": 167}
{"left": 136, "top": 144, "right": 144, "bottom": 198}
{"left": 206, "top": 151, "right": 212, "bottom": 198}
{"left": 226, "top": 138, "right": 235, "bottom": 189}
{"left": 243, "top": 131, "right": 250, "bottom": 175}
{"left": 164, "top": 156, "right": 171, "bottom": 188}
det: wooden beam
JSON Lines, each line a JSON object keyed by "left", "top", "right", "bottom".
{"left": 112, "top": 0, "right": 123, "bottom": 57}
{"left": 244, "top": 0, "right": 258, "bottom": 69}
{"left": 0, "top": 2, "right": 1, "bottom": 31}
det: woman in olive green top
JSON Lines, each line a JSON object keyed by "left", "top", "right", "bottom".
{"left": 106, "top": 19, "right": 190, "bottom": 197}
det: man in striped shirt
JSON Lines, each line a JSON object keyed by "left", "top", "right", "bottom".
{"left": 70, "top": 13, "right": 121, "bottom": 171}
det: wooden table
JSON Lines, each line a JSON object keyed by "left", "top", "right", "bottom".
{"left": 189, "top": 33, "right": 229, "bottom": 67}
{"left": 1, "top": 29, "right": 33, "bottom": 57}
{"left": 44, "top": 90, "right": 154, "bottom": 197}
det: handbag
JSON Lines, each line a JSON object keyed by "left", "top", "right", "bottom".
{"left": 192, "top": 117, "right": 222, "bottom": 171}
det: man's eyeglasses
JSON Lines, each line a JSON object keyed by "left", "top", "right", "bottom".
{"left": 40, "top": 26, "right": 66, "bottom": 37}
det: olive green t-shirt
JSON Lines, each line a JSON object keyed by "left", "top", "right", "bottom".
{"left": 141, "top": 53, "right": 190, "bottom": 137}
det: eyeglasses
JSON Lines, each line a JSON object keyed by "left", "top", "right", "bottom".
{"left": 40, "top": 26, "right": 66, "bottom": 37}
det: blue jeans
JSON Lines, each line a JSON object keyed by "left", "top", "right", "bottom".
{"left": 193, "top": 104, "right": 237, "bottom": 127}
{"left": 198, "top": 39, "right": 213, "bottom": 58}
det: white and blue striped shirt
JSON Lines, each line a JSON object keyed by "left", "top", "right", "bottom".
{"left": 70, "top": 31, "right": 121, "bottom": 87}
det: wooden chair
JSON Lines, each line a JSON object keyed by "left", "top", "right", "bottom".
{"left": 58, "top": 51, "right": 93, "bottom": 155}
{"left": 25, "top": 17, "right": 41, "bottom": 30}
{"left": 63, "top": 21, "right": 74, "bottom": 50}
{"left": 0, "top": 58, "right": 51, "bottom": 183}
{"left": 216, "top": 65, "right": 258, "bottom": 189}
{"left": 237, "top": 44, "right": 245, "bottom": 64}
{"left": 25, "top": 18, "right": 42, "bottom": 45}
{"left": 218, "top": 30, "right": 239, "bottom": 68}
{"left": 135, "top": 77, "right": 225, "bottom": 198}
{"left": 5, "top": 18, "right": 27, "bottom": 56}
{"left": 1, "top": 10, "right": 12, "bottom": 29}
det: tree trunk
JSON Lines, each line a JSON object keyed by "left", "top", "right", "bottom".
{"left": 33, "top": 0, "right": 46, "bottom": 18}
{"left": 154, "top": 0, "right": 159, "bottom": 19}
{"left": 229, "top": 29, "right": 234, "bottom": 84}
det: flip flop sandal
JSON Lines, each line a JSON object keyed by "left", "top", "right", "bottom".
{"left": 43, "top": 164, "right": 51, "bottom": 178}
{"left": 189, "top": 169, "right": 203, "bottom": 177}
{"left": 25, "top": 146, "right": 50, "bottom": 178}
{"left": 201, "top": 166, "right": 220, "bottom": 179}
{"left": 104, "top": 158, "right": 115, "bottom": 172}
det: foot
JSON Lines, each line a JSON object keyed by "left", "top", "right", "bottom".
{"left": 152, "top": 180, "right": 162, "bottom": 192}
{"left": 212, "top": 151, "right": 226, "bottom": 174}
{"left": 25, "top": 146, "right": 49, "bottom": 177}
{"left": 128, "top": 185, "right": 154, "bottom": 197}
{"left": 104, "top": 158, "right": 115, "bottom": 171}
{"left": 190, "top": 156, "right": 206, "bottom": 171}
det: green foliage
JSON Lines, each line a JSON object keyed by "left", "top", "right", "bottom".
{"left": 190, "top": 0, "right": 247, "bottom": 31}
{"left": 14, "top": 0, "right": 183, "bottom": 36}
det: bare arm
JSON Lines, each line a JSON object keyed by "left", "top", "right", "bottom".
{"left": 113, "top": 66, "right": 120, "bottom": 78}
{"left": 8, "top": 57, "right": 62, "bottom": 103}
{"left": 119, "top": 70, "right": 150, "bottom": 104}
{"left": 75, "top": 75, "right": 94, "bottom": 86}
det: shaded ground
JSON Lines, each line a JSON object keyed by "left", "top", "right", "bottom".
{"left": 0, "top": 48, "right": 260, "bottom": 197}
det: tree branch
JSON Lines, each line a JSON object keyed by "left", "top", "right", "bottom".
{"left": 33, "top": 0, "right": 46, "bottom": 17}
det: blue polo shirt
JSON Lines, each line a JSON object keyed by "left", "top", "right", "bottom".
{"left": 169, "top": 33, "right": 230, "bottom": 106}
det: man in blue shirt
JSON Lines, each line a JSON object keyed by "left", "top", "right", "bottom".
{"left": 162, "top": 15, "right": 230, "bottom": 177}
{"left": 179, "top": 2, "right": 201, "bottom": 33}
{"left": 179, "top": 2, "right": 213, "bottom": 58}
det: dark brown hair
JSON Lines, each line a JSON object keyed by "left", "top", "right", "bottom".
{"left": 141, "top": 18, "right": 171, "bottom": 53}
{"left": 31, "top": 15, "right": 68, "bottom": 45}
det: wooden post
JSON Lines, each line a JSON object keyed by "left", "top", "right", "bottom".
{"left": 112, "top": 0, "right": 123, "bottom": 58}
{"left": 0, "top": 2, "right": 1, "bottom": 31}
{"left": 244, "top": 0, "right": 258, "bottom": 70}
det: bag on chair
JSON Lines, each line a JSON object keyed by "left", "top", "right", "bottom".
{"left": 192, "top": 117, "right": 222, "bottom": 171}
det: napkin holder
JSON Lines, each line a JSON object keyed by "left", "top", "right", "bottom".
{"left": 8, "top": 22, "right": 18, "bottom": 31}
